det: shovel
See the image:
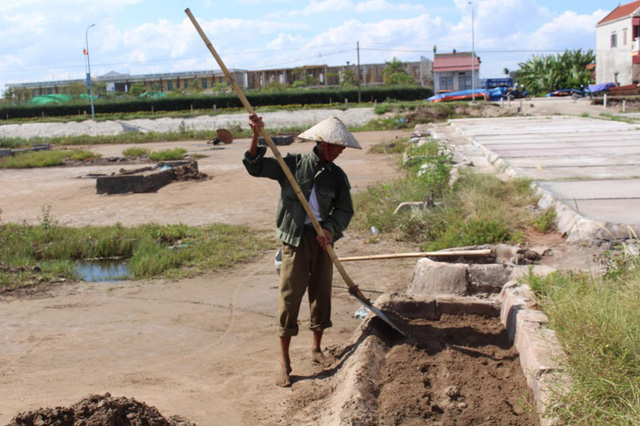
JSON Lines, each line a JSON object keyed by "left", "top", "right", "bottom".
{"left": 185, "top": 8, "right": 405, "bottom": 337}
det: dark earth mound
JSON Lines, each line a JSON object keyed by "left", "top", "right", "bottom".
{"left": 8, "top": 393, "right": 195, "bottom": 426}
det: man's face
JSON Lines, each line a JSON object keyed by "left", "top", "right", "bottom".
{"left": 318, "top": 142, "right": 345, "bottom": 163}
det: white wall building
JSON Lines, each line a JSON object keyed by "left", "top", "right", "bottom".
{"left": 595, "top": 1, "right": 640, "bottom": 85}
{"left": 433, "top": 52, "right": 480, "bottom": 93}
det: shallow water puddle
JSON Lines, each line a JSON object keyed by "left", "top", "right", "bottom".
{"left": 75, "top": 259, "right": 130, "bottom": 282}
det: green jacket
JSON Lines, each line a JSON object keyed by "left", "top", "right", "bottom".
{"left": 243, "top": 145, "right": 354, "bottom": 247}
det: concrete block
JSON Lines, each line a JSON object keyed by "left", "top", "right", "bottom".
{"left": 97, "top": 175, "right": 145, "bottom": 194}
{"left": 467, "top": 264, "right": 512, "bottom": 293}
{"left": 515, "top": 320, "right": 564, "bottom": 388}
{"left": 411, "top": 125, "right": 431, "bottom": 137}
{"left": 97, "top": 169, "right": 175, "bottom": 194}
{"left": 141, "top": 169, "right": 175, "bottom": 192}
{"left": 510, "top": 265, "right": 557, "bottom": 281}
{"left": 408, "top": 258, "right": 468, "bottom": 296}
{"left": 374, "top": 293, "right": 438, "bottom": 320}
{"left": 499, "top": 282, "right": 538, "bottom": 341}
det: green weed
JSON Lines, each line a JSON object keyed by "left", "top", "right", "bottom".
{"left": 353, "top": 157, "right": 541, "bottom": 250}
{"left": 0, "top": 218, "right": 270, "bottom": 290}
{"left": 531, "top": 208, "right": 557, "bottom": 233}
{"left": 0, "top": 149, "right": 101, "bottom": 168}
{"left": 526, "top": 262, "right": 640, "bottom": 424}
{"left": 369, "top": 138, "right": 410, "bottom": 154}
{"left": 122, "top": 147, "right": 151, "bottom": 158}
{"left": 149, "top": 148, "right": 187, "bottom": 161}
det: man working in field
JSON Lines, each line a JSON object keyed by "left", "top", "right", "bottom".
{"left": 243, "top": 114, "right": 361, "bottom": 387}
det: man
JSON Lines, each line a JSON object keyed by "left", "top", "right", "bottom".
{"left": 243, "top": 114, "right": 361, "bottom": 387}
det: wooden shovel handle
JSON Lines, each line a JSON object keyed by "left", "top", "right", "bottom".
{"left": 185, "top": 9, "right": 372, "bottom": 306}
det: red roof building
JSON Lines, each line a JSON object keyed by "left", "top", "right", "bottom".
{"left": 433, "top": 53, "right": 480, "bottom": 73}
{"left": 595, "top": 1, "right": 640, "bottom": 85}
{"left": 598, "top": 1, "right": 640, "bottom": 25}
{"left": 433, "top": 52, "right": 480, "bottom": 93}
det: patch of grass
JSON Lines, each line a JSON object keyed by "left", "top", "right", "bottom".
{"left": 149, "top": 148, "right": 187, "bottom": 161}
{"left": 525, "top": 257, "right": 640, "bottom": 424}
{"left": 531, "top": 207, "right": 557, "bottom": 233}
{"left": 373, "top": 99, "right": 424, "bottom": 115}
{"left": 350, "top": 116, "right": 409, "bottom": 131}
{"left": 122, "top": 147, "right": 150, "bottom": 158}
{"left": 2, "top": 130, "right": 219, "bottom": 147}
{"left": 0, "top": 210, "right": 270, "bottom": 290}
{"left": 0, "top": 149, "right": 101, "bottom": 168}
{"left": 0, "top": 138, "right": 26, "bottom": 149}
{"left": 598, "top": 113, "right": 640, "bottom": 124}
{"left": 369, "top": 138, "right": 410, "bottom": 154}
{"left": 353, "top": 152, "right": 541, "bottom": 250}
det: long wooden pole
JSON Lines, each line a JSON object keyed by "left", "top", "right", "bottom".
{"left": 184, "top": 9, "right": 380, "bottom": 310}
{"left": 339, "top": 249, "right": 493, "bottom": 262}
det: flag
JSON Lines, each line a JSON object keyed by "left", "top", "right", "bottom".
{"left": 83, "top": 49, "right": 88, "bottom": 55}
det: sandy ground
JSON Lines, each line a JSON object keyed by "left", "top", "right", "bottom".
{"left": 0, "top": 128, "right": 423, "bottom": 424}
{"left": 0, "top": 100, "right": 610, "bottom": 423}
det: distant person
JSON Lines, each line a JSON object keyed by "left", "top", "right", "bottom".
{"left": 243, "top": 114, "right": 361, "bottom": 387}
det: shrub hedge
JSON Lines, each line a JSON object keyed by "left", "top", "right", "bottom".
{"left": 0, "top": 86, "right": 433, "bottom": 119}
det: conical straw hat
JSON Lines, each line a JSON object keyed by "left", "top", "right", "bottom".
{"left": 298, "top": 116, "right": 362, "bottom": 149}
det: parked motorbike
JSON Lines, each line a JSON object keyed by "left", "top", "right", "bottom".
{"left": 506, "top": 86, "right": 532, "bottom": 101}
{"left": 570, "top": 85, "right": 593, "bottom": 100}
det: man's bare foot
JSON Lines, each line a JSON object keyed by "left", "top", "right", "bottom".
{"left": 276, "top": 361, "right": 292, "bottom": 387}
{"left": 311, "top": 349, "right": 336, "bottom": 368}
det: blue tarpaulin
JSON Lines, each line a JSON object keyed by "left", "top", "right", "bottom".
{"left": 427, "top": 87, "right": 508, "bottom": 102}
{"left": 588, "top": 82, "right": 615, "bottom": 94}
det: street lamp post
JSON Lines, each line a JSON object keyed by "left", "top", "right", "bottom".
{"left": 85, "top": 24, "right": 96, "bottom": 119}
{"left": 469, "top": 2, "right": 476, "bottom": 103}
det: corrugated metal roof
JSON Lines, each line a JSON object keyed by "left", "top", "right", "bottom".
{"left": 598, "top": 1, "right": 640, "bottom": 25}
{"left": 433, "top": 54, "right": 480, "bottom": 72}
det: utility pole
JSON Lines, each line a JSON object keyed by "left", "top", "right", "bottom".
{"left": 357, "top": 41, "right": 362, "bottom": 103}
{"left": 469, "top": 2, "right": 476, "bottom": 103}
{"left": 85, "top": 24, "right": 96, "bottom": 119}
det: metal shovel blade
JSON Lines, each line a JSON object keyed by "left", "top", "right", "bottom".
{"left": 360, "top": 300, "right": 406, "bottom": 337}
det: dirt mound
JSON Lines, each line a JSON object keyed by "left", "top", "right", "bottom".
{"left": 405, "top": 103, "right": 513, "bottom": 124}
{"left": 281, "top": 314, "right": 538, "bottom": 425}
{"left": 8, "top": 393, "right": 195, "bottom": 426}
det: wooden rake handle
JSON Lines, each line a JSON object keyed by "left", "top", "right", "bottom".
{"left": 185, "top": 9, "right": 372, "bottom": 307}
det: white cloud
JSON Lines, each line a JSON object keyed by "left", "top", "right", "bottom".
{"left": 525, "top": 10, "right": 608, "bottom": 51}
{"left": 354, "top": 0, "right": 426, "bottom": 13}
{"left": 267, "top": 33, "right": 307, "bottom": 50}
{"left": 304, "top": 14, "right": 448, "bottom": 61}
{"left": 298, "top": 0, "right": 352, "bottom": 15}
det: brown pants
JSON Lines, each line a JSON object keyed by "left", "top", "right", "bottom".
{"left": 277, "top": 226, "right": 333, "bottom": 337}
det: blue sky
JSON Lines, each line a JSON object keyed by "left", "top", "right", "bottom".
{"left": 0, "top": 0, "right": 628, "bottom": 95}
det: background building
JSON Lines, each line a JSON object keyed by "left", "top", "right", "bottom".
{"left": 433, "top": 51, "right": 480, "bottom": 93}
{"left": 595, "top": 0, "right": 640, "bottom": 85}
{"left": 6, "top": 59, "right": 433, "bottom": 100}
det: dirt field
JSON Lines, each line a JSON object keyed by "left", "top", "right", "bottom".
{"left": 0, "top": 101, "right": 605, "bottom": 424}
{"left": 0, "top": 129, "right": 426, "bottom": 424}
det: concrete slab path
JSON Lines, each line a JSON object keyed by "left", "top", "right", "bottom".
{"left": 450, "top": 116, "right": 640, "bottom": 241}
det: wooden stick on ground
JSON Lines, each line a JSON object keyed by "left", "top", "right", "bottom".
{"left": 339, "top": 249, "right": 494, "bottom": 262}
